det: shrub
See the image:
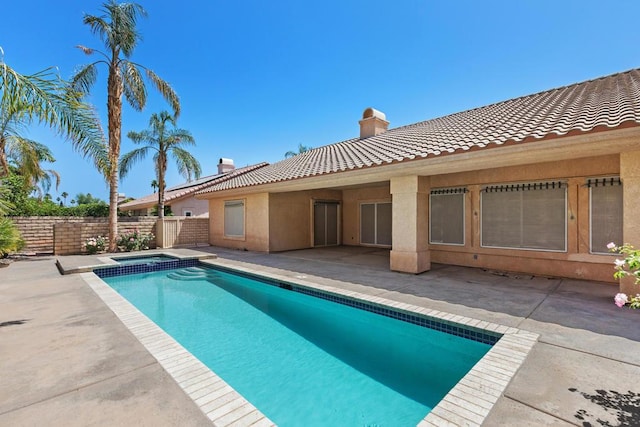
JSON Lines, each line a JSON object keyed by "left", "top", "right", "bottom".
{"left": 116, "top": 229, "right": 154, "bottom": 252}
{"left": 608, "top": 242, "right": 640, "bottom": 309}
{"left": 0, "top": 218, "right": 24, "bottom": 257}
{"left": 84, "top": 235, "right": 107, "bottom": 254}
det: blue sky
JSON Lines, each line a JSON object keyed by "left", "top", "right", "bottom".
{"left": 2, "top": 0, "right": 639, "bottom": 201}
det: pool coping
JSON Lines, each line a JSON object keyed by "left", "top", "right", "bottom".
{"left": 56, "top": 250, "right": 216, "bottom": 275}
{"left": 81, "top": 257, "right": 539, "bottom": 427}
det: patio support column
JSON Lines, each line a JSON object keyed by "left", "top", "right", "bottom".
{"left": 620, "top": 150, "right": 640, "bottom": 295}
{"left": 389, "top": 175, "right": 430, "bottom": 273}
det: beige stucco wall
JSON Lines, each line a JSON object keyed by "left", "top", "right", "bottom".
{"left": 427, "top": 154, "right": 621, "bottom": 282}
{"left": 208, "top": 193, "right": 270, "bottom": 251}
{"left": 342, "top": 184, "right": 391, "bottom": 246}
{"left": 268, "top": 190, "right": 342, "bottom": 252}
{"left": 203, "top": 151, "right": 633, "bottom": 282}
{"left": 619, "top": 150, "right": 640, "bottom": 293}
{"left": 170, "top": 197, "right": 209, "bottom": 217}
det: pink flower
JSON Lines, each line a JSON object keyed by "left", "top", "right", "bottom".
{"left": 607, "top": 242, "right": 616, "bottom": 250}
{"left": 614, "top": 293, "right": 628, "bottom": 308}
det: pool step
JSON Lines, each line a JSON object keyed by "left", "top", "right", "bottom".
{"left": 167, "top": 268, "right": 220, "bottom": 282}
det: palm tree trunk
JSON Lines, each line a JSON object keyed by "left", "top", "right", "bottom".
{"left": 107, "top": 62, "right": 123, "bottom": 252}
{"left": 158, "top": 156, "right": 166, "bottom": 219}
{"left": 0, "top": 137, "right": 9, "bottom": 177}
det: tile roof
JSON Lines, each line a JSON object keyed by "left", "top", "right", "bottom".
{"left": 197, "top": 68, "right": 640, "bottom": 194}
{"left": 120, "top": 162, "right": 268, "bottom": 209}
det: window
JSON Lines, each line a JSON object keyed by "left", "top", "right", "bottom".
{"left": 360, "top": 202, "right": 392, "bottom": 246}
{"left": 481, "top": 182, "right": 566, "bottom": 251}
{"left": 183, "top": 210, "right": 193, "bottom": 217}
{"left": 589, "top": 177, "right": 623, "bottom": 254}
{"left": 430, "top": 188, "right": 465, "bottom": 245}
{"left": 224, "top": 200, "right": 244, "bottom": 238}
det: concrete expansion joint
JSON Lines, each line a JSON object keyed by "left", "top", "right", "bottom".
{"left": 501, "top": 395, "right": 579, "bottom": 426}
{"left": 0, "top": 360, "right": 158, "bottom": 418}
{"left": 516, "top": 279, "right": 564, "bottom": 328}
{"left": 538, "top": 339, "right": 640, "bottom": 368}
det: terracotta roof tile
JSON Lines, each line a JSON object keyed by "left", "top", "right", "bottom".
{"left": 121, "top": 162, "right": 268, "bottom": 209}
{"left": 197, "top": 68, "right": 640, "bottom": 194}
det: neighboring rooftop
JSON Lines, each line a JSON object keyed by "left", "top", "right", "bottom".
{"left": 121, "top": 161, "right": 268, "bottom": 210}
{"left": 197, "top": 68, "right": 640, "bottom": 194}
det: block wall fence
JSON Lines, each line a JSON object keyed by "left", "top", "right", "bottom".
{"left": 157, "top": 218, "right": 210, "bottom": 249}
{"left": 11, "top": 216, "right": 210, "bottom": 255}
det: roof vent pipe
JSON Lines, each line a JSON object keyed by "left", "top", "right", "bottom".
{"left": 359, "top": 107, "right": 389, "bottom": 139}
{"left": 218, "top": 158, "right": 235, "bottom": 174}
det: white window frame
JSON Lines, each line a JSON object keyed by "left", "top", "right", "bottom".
{"left": 429, "top": 188, "right": 466, "bottom": 246}
{"left": 183, "top": 210, "right": 193, "bottom": 217}
{"left": 224, "top": 199, "right": 245, "bottom": 239}
{"left": 589, "top": 177, "right": 623, "bottom": 255}
{"left": 480, "top": 181, "right": 567, "bottom": 252}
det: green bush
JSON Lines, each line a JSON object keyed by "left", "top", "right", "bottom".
{"left": 116, "top": 229, "right": 154, "bottom": 252}
{"left": 84, "top": 235, "right": 107, "bottom": 254}
{"left": 0, "top": 218, "right": 24, "bottom": 257}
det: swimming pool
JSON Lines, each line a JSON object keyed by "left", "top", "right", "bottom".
{"left": 86, "top": 259, "right": 538, "bottom": 426}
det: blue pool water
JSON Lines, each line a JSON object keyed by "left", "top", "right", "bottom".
{"left": 104, "top": 266, "right": 491, "bottom": 426}
{"left": 111, "top": 254, "right": 178, "bottom": 265}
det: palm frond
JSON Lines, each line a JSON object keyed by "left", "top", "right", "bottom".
{"left": 119, "top": 146, "right": 150, "bottom": 179}
{"left": 83, "top": 14, "right": 112, "bottom": 46}
{"left": 0, "top": 179, "right": 16, "bottom": 216}
{"left": 70, "top": 62, "right": 99, "bottom": 95}
{"left": 171, "top": 146, "right": 202, "bottom": 181}
{"left": 168, "top": 128, "right": 195, "bottom": 146}
{"left": 121, "top": 61, "right": 146, "bottom": 111}
{"left": 145, "top": 69, "right": 180, "bottom": 117}
{"left": 0, "top": 61, "right": 107, "bottom": 179}
{"left": 126, "top": 129, "right": 154, "bottom": 145}
{"left": 103, "top": 1, "right": 146, "bottom": 57}
{"left": 6, "top": 136, "right": 60, "bottom": 193}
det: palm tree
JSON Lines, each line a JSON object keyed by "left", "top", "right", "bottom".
{"left": 72, "top": 1, "right": 180, "bottom": 251}
{"left": 61, "top": 191, "right": 69, "bottom": 206}
{"left": 121, "top": 111, "right": 201, "bottom": 219}
{"left": 285, "top": 143, "right": 312, "bottom": 158}
{"left": 0, "top": 51, "right": 105, "bottom": 192}
{"left": 0, "top": 104, "right": 62, "bottom": 195}
{"left": 150, "top": 179, "right": 158, "bottom": 193}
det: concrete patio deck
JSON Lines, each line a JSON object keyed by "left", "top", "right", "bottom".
{"left": 1, "top": 246, "right": 639, "bottom": 426}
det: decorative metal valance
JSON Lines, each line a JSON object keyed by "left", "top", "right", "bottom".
{"left": 430, "top": 187, "right": 467, "bottom": 195}
{"left": 483, "top": 181, "right": 566, "bottom": 192}
{"left": 586, "top": 177, "right": 621, "bottom": 187}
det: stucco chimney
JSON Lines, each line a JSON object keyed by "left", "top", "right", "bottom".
{"left": 218, "top": 158, "right": 235, "bottom": 174}
{"left": 359, "top": 107, "right": 389, "bottom": 139}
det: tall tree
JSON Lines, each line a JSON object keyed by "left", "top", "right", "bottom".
{"left": 150, "top": 179, "right": 158, "bottom": 192}
{"left": 121, "top": 111, "right": 201, "bottom": 219}
{"left": 285, "top": 143, "right": 312, "bottom": 158}
{"left": 72, "top": 1, "right": 180, "bottom": 251}
{"left": 0, "top": 52, "right": 105, "bottom": 192}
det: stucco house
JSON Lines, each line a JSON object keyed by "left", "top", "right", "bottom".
{"left": 120, "top": 159, "right": 267, "bottom": 217}
{"left": 196, "top": 69, "right": 640, "bottom": 285}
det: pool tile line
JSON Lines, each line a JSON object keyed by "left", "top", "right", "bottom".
{"left": 80, "top": 272, "right": 276, "bottom": 427}
{"left": 202, "top": 258, "right": 539, "bottom": 427}
{"left": 200, "top": 260, "right": 503, "bottom": 345}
